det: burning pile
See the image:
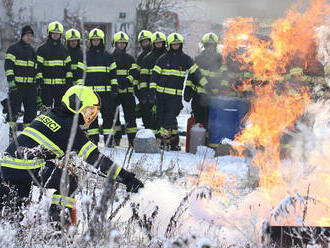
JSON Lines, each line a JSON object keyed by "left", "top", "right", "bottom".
{"left": 195, "top": 0, "right": 330, "bottom": 234}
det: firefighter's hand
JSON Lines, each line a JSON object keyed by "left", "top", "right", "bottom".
{"left": 184, "top": 87, "right": 193, "bottom": 102}
{"left": 37, "top": 96, "right": 43, "bottom": 109}
{"left": 8, "top": 81, "right": 17, "bottom": 93}
{"left": 117, "top": 168, "right": 144, "bottom": 193}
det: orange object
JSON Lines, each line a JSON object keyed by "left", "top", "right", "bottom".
{"left": 185, "top": 114, "right": 195, "bottom": 152}
{"left": 70, "top": 200, "right": 77, "bottom": 225}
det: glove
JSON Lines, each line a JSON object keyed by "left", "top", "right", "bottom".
{"left": 8, "top": 81, "right": 17, "bottom": 93}
{"left": 117, "top": 168, "right": 144, "bottom": 193}
{"left": 151, "top": 105, "right": 157, "bottom": 117}
{"left": 119, "top": 78, "right": 130, "bottom": 90}
{"left": 37, "top": 96, "right": 43, "bottom": 109}
{"left": 183, "top": 87, "right": 193, "bottom": 102}
{"left": 148, "top": 91, "right": 156, "bottom": 105}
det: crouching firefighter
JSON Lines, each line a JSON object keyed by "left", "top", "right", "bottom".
{"left": 0, "top": 85, "right": 144, "bottom": 225}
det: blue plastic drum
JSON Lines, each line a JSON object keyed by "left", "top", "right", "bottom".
{"left": 208, "top": 96, "right": 250, "bottom": 148}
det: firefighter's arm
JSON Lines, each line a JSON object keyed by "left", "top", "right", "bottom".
{"left": 75, "top": 131, "right": 143, "bottom": 193}
{"left": 128, "top": 57, "right": 139, "bottom": 92}
{"left": 138, "top": 59, "right": 151, "bottom": 103}
{"left": 36, "top": 48, "right": 44, "bottom": 85}
{"left": 4, "top": 46, "right": 16, "bottom": 83}
{"left": 65, "top": 53, "right": 73, "bottom": 86}
{"left": 109, "top": 57, "right": 118, "bottom": 94}
{"left": 75, "top": 55, "right": 85, "bottom": 85}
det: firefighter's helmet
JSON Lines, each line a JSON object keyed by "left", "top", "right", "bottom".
{"left": 47, "top": 21, "right": 64, "bottom": 35}
{"left": 113, "top": 31, "right": 129, "bottom": 45}
{"left": 62, "top": 86, "right": 101, "bottom": 127}
{"left": 138, "top": 30, "right": 152, "bottom": 42}
{"left": 88, "top": 28, "right": 105, "bottom": 43}
{"left": 167, "top": 33, "right": 184, "bottom": 47}
{"left": 151, "top": 31, "right": 166, "bottom": 44}
{"left": 65, "top": 28, "right": 81, "bottom": 41}
{"left": 202, "top": 32, "right": 219, "bottom": 45}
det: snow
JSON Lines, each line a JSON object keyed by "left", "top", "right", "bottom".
{"left": 135, "top": 128, "right": 155, "bottom": 139}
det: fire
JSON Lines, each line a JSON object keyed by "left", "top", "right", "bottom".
{"left": 192, "top": 0, "right": 330, "bottom": 231}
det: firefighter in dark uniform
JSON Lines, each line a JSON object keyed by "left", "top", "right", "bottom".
{"left": 85, "top": 28, "right": 118, "bottom": 145}
{"left": 150, "top": 33, "right": 205, "bottom": 150}
{"left": 189, "top": 33, "right": 222, "bottom": 131}
{"left": 36, "top": 21, "right": 73, "bottom": 108}
{"left": 0, "top": 86, "right": 144, "bottom": 223}
{"left": 65, "top": 28, "right": 85, "bottom": 85}
{"left": 139, "top": 31, "right": 167, "bottom": 133}
{"left": 4, "top": 25, "right": 37, "bottom": 139}
{"left": 112, "top": 31, "right": 139, "bottom": 147}
{"left": 135, "top": 30, "right": 153, "bottom": 109}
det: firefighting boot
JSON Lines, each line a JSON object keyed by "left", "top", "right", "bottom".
{"left": 170, "top": 135, "right": 181, "bottom": 151}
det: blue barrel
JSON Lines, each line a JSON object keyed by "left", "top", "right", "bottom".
{"left": 208, "top": 96, "right": 250, "bottom": 148}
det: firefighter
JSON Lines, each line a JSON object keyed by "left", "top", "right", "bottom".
{"left": 36, "top": 21, "right": 73, "bottom": 108}
{"left": 4, "top": 25, "right": 37, "bottom": 139}
{"left": 135, "top": 30, "right": 153, "bottom": 102}
{"left": 65, "top": 28, "right": 85, "bottom": 85}
{"left": 150, "top": 33, "right": 205, "bottom": 150}
{"left": 139, "top": 31, "right": 167, "bottom": 133}
{"left": 85, "top": 28, "right": 118, "bottom": 145}
{"left": 0, "top": 86, "right": 144, "bottom": 224}
{"left": 112, "top": 31, "right": 138, "bottom": 147}
{"left": 188, "top": 33, "right": 222, "bottom": 132}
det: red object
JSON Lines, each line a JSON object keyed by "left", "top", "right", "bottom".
{"left": 186, "top": 114, "right": 195, "bottom": 152}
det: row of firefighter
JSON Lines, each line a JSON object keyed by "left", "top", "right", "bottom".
{"left": 3, "top": 21, "right": 328, "bottom": 150}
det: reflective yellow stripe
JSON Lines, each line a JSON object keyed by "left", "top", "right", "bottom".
{"left": 87, "top": 85, "right": 112, "bottom": 92}
{"left": 66, "top": 72, "right": 73, "bottom": 78}
{"left": 14, "top": 60, "right": 35, "bottom": 67}
{"left": 189, "top": 63, "right": 198, "bottom": 74}
{"left": 21, "top": 127, "right": 64, "bottom": 157}
{"left": 161, "top": 69, "right": 186, "bottom": 77}
{"left": 139, "top": 82, "right": 148, "bottom": 89}
{"left": 130, "top": 63, "right": 139, "bottom": 70}
{"left": 43, "top": 60, "right": 65, "bottom": 66}
{"left": 156, "top": 86, "right": 182, "bottom": 96}
{"left": 221, "top": 80, "right": 229, "bottom": 86}
{"left": 199, "top": 77, "right": 208, "bottom": 86}
{"left": 117, "top": 69, "right": 128, "bottom": 76}
{"left": 220, "top": 65, "right": 228, "bottom": 72}
{"left": 86, "top": 66, "right": 108, "bottom": 73}
{"left": 150, "top": 82, "right": 157, "bottom": 89}
{"left": 103, "top": 129, "right": 114, "bottom": 135}
{"left": 71, "top": 64, "right": 78, "bottom": 70}
{"left": 185, "top": 80, "right": 193, "bottom": 87}
{"left": 1, "top": 156, "right": 46, "bottom": 170}
{"left": 75, "top": 79, "right": 84, "bottom": 85}
{"left": 106, "top": 163, "right": 122, "bottom": 179}
{"left": 37, "top": 56, "right": 44, "bottom": 63}
{"left": 87, "top": 128, "right": 99, "bottom": 135}
{"left": 77, "top": 62, "right": 86, "bottom": 70}
{"left": 111, "top": 79, "right": 118, "bottom": 85}
{"left": 159, "top": 127, "right": 170, "bottom": 137}
{"left": 64, "top": 56, "right": 71, "bottom": 64}
{"left": 133, "top": 80, "right": 138, "bottom": 86}
{"left": 5, "top": 69, "right": 14, "bottom": 76}
{"left": 36, "top": 72, "right": 43, "bottom": 79}
{"left": 290, "top": 67, "right": 303, "bottom": 75}
{"left": 118, "top": 87, "right": 134, "bottom": 94}
{"left": 208, "top": 143, "right": 218, "bottom": 148}
{"left": 200, "top": 68, "right": 222, "bottom": 78}
{"left": 78, "top": 141, "right": 97, "bottom": 161}
{"left": 14, "top": 76, "right": 35, "bottom": 83}
{"left": 141, "top": 68, "right": 151, "bottom": 75}
{"left": 126, "top": 127, "right": 137, "bottom": 134}
{"left": 197, "top": 87, "right": 206, "bottom": 94}
{"left": 114, "top": 125, "right": 121, "bottom": 132}
{"left": 51, "top": 194, "right": 74, "bottom": 208}
{"left": 172, "top": 129, "right": 179, "bottom": 135}
{"left": 43, "top": 78, "right": 66, "bottom": 84}
{"left": 109, "top": 62, "right": 117, "bottom": 71}
{"left": 153, "top": 65, "right": 162, "bottom": 74}
{"left": 5, "top": 53, "right": 16, "bottom": 62}
{"left": 126, "top": 75, "right": 133, "bottom": 83}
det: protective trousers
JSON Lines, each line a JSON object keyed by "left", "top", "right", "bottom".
{"left": 113, "top": 93, "right": 137, "bottom": 146}
{"left": 156, "top": 94, "right": 182, "bottom": 148}
{"left": 88, "top": 91, "right": 116, "bottom": 145}
{"left": 41, "top": 84, "right": 69, "bottom": 108}
{"left": 0, "top": 161, "right": 78, "bottom": 220}
{"left": 141, "top": 102, "right": 157, "bottom": 133}
{"left": 191, "top": 93, "right": 209, "bottom": 129}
